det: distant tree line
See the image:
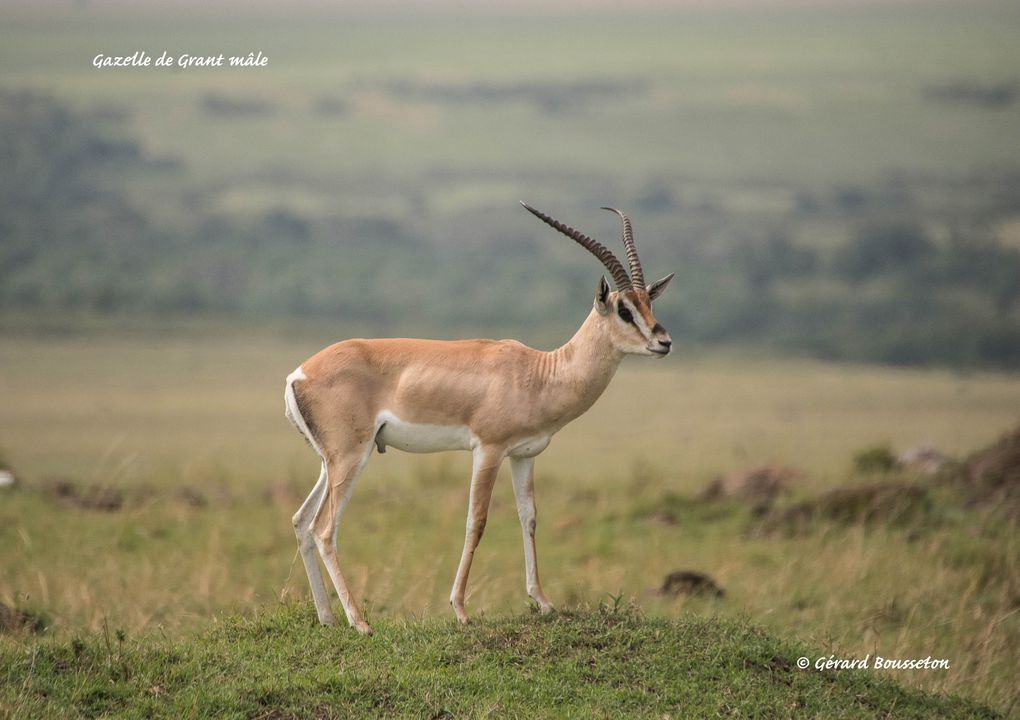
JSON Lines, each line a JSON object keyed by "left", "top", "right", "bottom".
{"left": 1, "top": 92, "right": 1018, "bottom": 368}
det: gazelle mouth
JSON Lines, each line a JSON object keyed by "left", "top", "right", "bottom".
{"left": 649, "top": 347, "right": 670, "bottom": 356}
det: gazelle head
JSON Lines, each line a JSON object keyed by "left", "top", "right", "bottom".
{"left": 522, "top": 202, "right": 674, "bottom": 357}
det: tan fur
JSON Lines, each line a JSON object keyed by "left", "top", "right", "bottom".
{"left": 299, "top": 311, "right": 620, "bottom": 452}
{"left": 628, "top": 289, "right": 659, "bottom": 333}
{"left": 287, "top": 287, "right": 672, "bottom": 632}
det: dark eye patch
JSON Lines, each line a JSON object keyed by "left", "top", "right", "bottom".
{"left": 617, "top": 304, "right": 634, "bottom": 324}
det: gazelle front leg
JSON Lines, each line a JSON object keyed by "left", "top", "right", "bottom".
{"left": 450, "top": 445, "right": 504, "bottom": 623}
{"left": 510, "top": 456, "right": 554, "bottom": 614}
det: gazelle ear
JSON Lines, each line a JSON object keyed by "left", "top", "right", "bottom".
{"left": 647, "top": 272, "right": 674, "bottom": 301}
{"left": 594, "top": 276, "right": 611, "bottom": 315}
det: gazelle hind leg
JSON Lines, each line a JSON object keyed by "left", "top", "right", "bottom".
{"left": 292, "top": 462, "right": 335, "bottom": 625}
{"left": 313, "top": 443, "right": 373, "bottom": 634}
{"left": 450, "top": 446, "right": 504, "bottom": 624}
{"left": 510, "top": 457, "right": 554, "bottom": 613}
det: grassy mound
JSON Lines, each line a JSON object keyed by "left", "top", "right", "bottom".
{"left": 0, "top": 605, "right": 997, "bottom": 719}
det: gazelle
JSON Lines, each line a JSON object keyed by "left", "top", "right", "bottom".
{"left": 284, "top": 202, "right": 673, "bottom": 634}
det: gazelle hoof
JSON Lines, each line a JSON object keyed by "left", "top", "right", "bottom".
{"left": 352, "top": 620, "right": 373, "bottom": 635}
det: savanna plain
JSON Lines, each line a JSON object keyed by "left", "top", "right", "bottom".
{"left": 2, "top": 0, "right": 1020, "bottom": 716}
{"left": 1, "top": 334, "right": 1018, "bottom": 716}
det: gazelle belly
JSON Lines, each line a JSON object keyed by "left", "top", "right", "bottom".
{"left": 375, "top": 410, "right": 474, "bottom": 454}
{"left": 508, "top": 434, "right": 552, "bottom": 458}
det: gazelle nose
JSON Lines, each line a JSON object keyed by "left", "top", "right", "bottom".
{"left": 659, "top": 338, "right": 672, "bottom": 348}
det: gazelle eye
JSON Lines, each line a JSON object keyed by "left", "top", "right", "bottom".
{"left": 617, "top": 305, "right": 633, "bottom": 324}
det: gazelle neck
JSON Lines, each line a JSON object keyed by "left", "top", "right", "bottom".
{"left": 539, "top": 307, "right": 624, "bottom": 428}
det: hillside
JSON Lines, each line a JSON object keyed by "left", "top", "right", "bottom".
{"left": 2, "top": 2, "right": 1020, "bottom": 367}
{"left": 0, "top": 605, "right": 998, "bottom": 719}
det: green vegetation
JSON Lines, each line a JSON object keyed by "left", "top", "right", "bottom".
{"left": 2, "top": 2, "right": 1020, "bottom": 366}
{"left": 0, "top": 605, "right": 999, "bottom": 719}
{"left": 2, "top": 2, "right": 1020, "bottom": 716}
{"left": 852, "top": 444, "right": 899, "bottom": 475}
{"left": 1, "top": 335, "right": 1019, "bottom": 713}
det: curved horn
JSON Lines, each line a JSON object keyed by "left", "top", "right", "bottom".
{"left": 520, "top": 202, "right": 632, "bottom": 290}
{"left": 601, "top": 207, "right": 644, "bottom": 289}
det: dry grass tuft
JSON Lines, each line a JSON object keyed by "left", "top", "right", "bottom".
{"left": 751, "top": 481, "right": 932, "bottom": 537}
{"left": 956, "top": 423, "right": 1020, "bottom": 517}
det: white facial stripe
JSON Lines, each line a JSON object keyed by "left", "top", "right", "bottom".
{"left": 620, "top": 298, "right": 651, "bottom": 339}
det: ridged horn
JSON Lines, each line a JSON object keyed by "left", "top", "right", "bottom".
{"left": 601, "top": 207, "right": 644, "bottom": 289}
{"left": 520, "top": 202, "right": 632, "bottom": 291}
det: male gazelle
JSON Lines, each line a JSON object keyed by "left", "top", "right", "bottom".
{"left": 284, "top": 202, "right": 673, "bottom": 633}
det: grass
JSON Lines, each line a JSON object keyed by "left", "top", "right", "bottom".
{"left": 1, "top": 333, "right": 1019, "bottom": 713}
{"left": 0, "top": 604, "right": 1000, "bottom": 719}
{"left": 2, "top": 331, "right": 1018, "bottom": 486}
{"left": 2, "top": 2, "right": 1019, "bottom": 715}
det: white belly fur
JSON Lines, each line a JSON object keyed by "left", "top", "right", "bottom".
{"left": 375, "top": 411, "right": 474, "bottom": 453}
{"left": 374, "top": 411, "right": 551, "bottom": 457}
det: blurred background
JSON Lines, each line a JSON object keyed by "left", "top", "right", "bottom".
{"left": 1, "top": 0, "right": 1018, "bottom": 712}
{"left": 3, "top": 0, "right": 1020, "bottom": 364}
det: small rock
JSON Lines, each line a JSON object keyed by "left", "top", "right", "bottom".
{"left": 659, "top": 570, "right": 725, "bottom": 598}
{"left": 43, "top": 477, "right": 124, "bottom": 512}
{"left": 898, "top": 445, "right": 949, "bottom": 476}
{"left": 703, "top": 465, "right": 800, "bottom": 513}
{"left": 0, "top": 601, "right": 48, "bottom": 634}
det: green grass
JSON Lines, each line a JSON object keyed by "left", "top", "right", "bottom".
{"left": 0, "top": 604, "right": 999, "bottom": 719}
{"left": 1, "top": 334, "right": 1019, "bottom": 712}
{"left": 2, "top": 3, "right": 1020, "bottom": 714}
